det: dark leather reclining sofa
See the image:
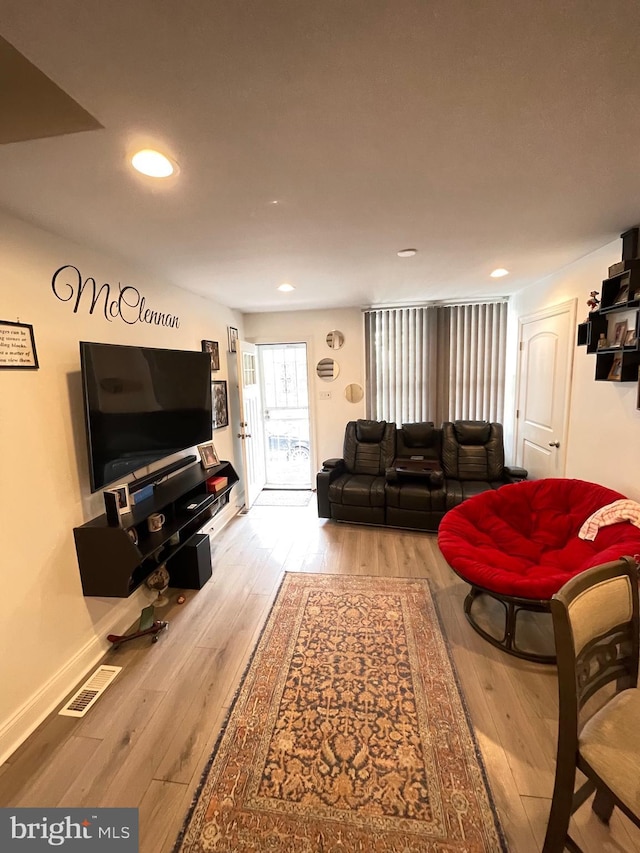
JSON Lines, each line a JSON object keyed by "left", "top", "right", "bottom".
{"left": 317, "top": 419, "right": 527, "bottom": 532}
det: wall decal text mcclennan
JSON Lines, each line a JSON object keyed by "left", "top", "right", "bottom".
{"left": 51, "top": 265, "right": 180, "bottom": 328}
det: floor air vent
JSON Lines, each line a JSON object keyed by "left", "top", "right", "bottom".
{"left": 58, "top": 665, "right": 122, "bottom": 717}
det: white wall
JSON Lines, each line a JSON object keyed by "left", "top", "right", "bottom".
{"left": 509, "top": 239, "right": 640, "bottom": 499}
{"left": 0, "top": 210, "right": 243, "bottom": 762}
{"left": 4, "top": 209, "right": 637, "bottom": 764}
{"left": 243, "top": 308, "right": 366, "bottom": 468}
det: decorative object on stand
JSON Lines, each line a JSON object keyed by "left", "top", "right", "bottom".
{"left": 201, "top": 339, "right": 220, "bottom": 371}
{"left": 197, "top": 440, "right": 219, "bottom": 468}
{"left": 227, "top": 326, "right": 238, "bottom": 353}
{"left": 0, "top": 319, "right": 39, "bottom": 369}
{"left": 145, "top": 564, "right": 170, "bottom": 607}
{"left": 596, "top": 333, "right": 609, "bottom": 350}
{"left": 211, "top": 379, "right": 229, "bottom": 429}
{"left": 586, "top": 290, "right": 600, "bottom": 315}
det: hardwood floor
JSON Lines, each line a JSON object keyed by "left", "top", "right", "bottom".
{"left": 1, "top": 501, "right": 638, "bottom": 852}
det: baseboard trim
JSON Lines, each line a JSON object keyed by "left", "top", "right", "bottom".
{"left": 0, "top": 586, "right": 150, "bottom": 766}
{"left": 0, "top": 502, "right": 243, "bottom": 766}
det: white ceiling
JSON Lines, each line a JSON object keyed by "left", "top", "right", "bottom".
{"left": 1, "top": 1, "right": 640, "bottom": 313}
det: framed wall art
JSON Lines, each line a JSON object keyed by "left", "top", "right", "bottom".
{"left": 201, "top": 339, "right": 220, "bottom": 371}
{"left": 0, "top": 320, "right": 39, "bottom": 369}
{"left": 212, "top": 380, "right": 229, "bottom": 429}
{"left": 228, "top": 326, "right": 238, "bottom": 353}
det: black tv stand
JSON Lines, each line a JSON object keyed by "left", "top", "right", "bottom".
{"left": 128, "top": 454, "right": 197, "bottom": 494}
{"left": 73, "top": 460, "right": 238, "bottom": 596}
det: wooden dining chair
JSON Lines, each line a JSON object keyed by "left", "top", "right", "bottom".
{"left": 543, "top": 556, "right": 640, "bottom": 852}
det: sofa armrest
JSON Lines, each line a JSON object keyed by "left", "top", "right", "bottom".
{"left": 504, "top": 465, "right": 528, "bottom": 482}
{"left": 322, "top": 457, "right": 345, "bottom": 471}
{"left": 429, "top": 469, "right": 444, "bottom": 487}
{"left": 317, "top": 458, "right": 346, "bottom": 517}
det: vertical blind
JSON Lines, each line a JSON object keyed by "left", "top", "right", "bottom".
{"left": 364, "top": 302, "right": 507, "bottom": 424}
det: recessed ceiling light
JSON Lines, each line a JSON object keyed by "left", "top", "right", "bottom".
{"left": 278, "top": 283, "right": 295, "bottom": 292}
{"left": 490, "top": 268, "right": 509, "bottom": 278}
{"left": 131, "top": 149, "right": 175, "bottom": 178}
{"left": 397, "top": 248, "right": 417, "bottom": 257}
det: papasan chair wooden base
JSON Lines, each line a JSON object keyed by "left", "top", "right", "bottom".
{"left": 438, "top": 478, "right": 640, "bottom": 664}
{"left": 462, "top": 584, "right": 554, "bottom": 664}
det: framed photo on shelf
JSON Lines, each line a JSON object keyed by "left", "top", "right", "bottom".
{"left": 613, "top": 282, "right": 630, "bottom": 305}
{"left": 624, "top": 328, "right": 637, "bottom": 347}
{"left": 211, "top": 379, "right": 229, "bottom": 429}
{"left": 104, "top": 483, "right": 131, "bottom": 515}
{"left": 201, "top": 339, "right": 220, "bottom": 371}
{"left": 197, "top": 441, "right": 219, "bottom": 469}
{"left": 228, "top": 326, "right": 238, "bottom": 353}
{"left": 607, "top": 354, "right": 623, "bottom": 381}
{"left": 612, "top": 320, "right": 628, "bottom": 347}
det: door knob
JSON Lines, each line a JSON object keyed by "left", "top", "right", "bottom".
{"left": 548, "top": 440, "right": 560, "bottom": 448}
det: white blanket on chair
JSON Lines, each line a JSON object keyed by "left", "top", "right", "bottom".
{"left": 578, "top": 499, "right": 640, "bottom": 541}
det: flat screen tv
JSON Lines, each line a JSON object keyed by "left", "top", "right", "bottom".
{"left": 80, "top": 341, "right": 213, "bottom": 492}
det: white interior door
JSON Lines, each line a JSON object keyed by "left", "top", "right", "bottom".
{"left": 514, "top": 300, "right": 576, "bottom": 479}
{"left": 237, "top": 341, "right": 266, "bottom": 509}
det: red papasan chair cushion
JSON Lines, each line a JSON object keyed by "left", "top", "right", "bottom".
{"left": 438, "top": 478, "right": 640, "bottom": 600}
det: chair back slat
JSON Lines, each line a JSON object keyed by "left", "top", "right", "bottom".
{"left": 551, "top": 557, "right": 639, "bottom": 723}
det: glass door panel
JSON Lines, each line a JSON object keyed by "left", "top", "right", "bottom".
{"left": 257, "top": 343, "right": 311, "bottom": 488}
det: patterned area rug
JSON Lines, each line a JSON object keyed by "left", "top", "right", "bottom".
{"left": 174, "top": 574, "right": 506, "bottom": 852}
{"left": 254, "top": 490, "right": 313, "bottom": 506}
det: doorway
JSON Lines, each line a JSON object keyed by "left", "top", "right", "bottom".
{"left": 257, "top": 343, "right": 312, "bottom": 489}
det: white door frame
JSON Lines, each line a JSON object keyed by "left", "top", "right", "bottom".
{"left": 514, "top": 299, "right": 576, "bottom": 476}
{"left": 236, "top": 340, "right": 266, "bottom": 510}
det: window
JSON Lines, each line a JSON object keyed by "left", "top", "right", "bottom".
{"left": 364, "top": 302, "right": 507, "bottom": 424}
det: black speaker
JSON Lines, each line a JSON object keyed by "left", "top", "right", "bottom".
{"left": 168, "top": 533, "right": 212, "bottom": 589}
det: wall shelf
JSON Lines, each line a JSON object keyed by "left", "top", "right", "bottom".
{"left": 577, "top": 226, "right": 640, "bottom": 384}
{"left": 73, "top": 460, "right": 238, "bottom": 596}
